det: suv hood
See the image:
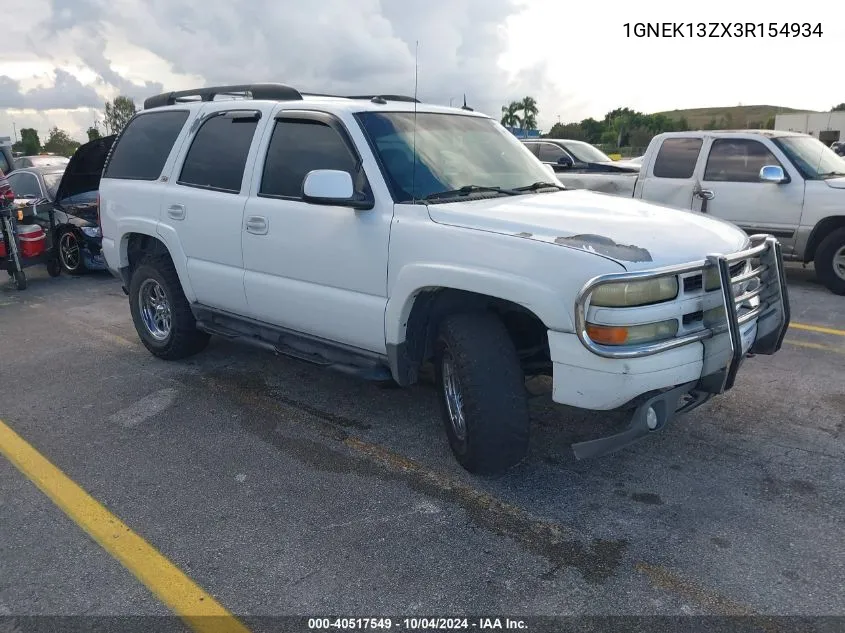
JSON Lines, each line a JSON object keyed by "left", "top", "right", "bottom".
{"left": 426, "top": 190, "right": 749, "bottom": 270}
{"left": 54, "top": 134, "right": 115, "bottom": 204}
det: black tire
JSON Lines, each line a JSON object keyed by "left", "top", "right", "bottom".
{"left": 58, "top": 229, "right": 86, "bottom": 275}
{"left": 13, "top": 269, "right": 26, "bottom": 290}
{"left": 46, "top": 257, "right": 61, "bottom": 277}
{"left": 434, "top": 312, "right": 529, "bottom": 475}
{"left": 128, "top": 254, "right": 210, "bottom": 360}
{"left": 814, "top": 227, "right": 845, "bottom": 295}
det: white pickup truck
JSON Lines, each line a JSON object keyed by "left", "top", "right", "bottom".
{"left": 555, "top": 130, "right": 845, "bottom": 295}
{"left": 97, "top": 85, "right": 790, "bottom": 474}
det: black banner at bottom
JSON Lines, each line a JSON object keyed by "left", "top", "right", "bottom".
{"left": 0, "top": 617, "right": 844, "bottom": 633}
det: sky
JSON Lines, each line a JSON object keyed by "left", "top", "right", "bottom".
{"left": 0, "top": 0, "right": 841, "bottom": 144}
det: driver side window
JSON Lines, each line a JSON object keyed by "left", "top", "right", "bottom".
{"left": 704, "top": 139, "right": 783, "bottom": 183}
{"left": 539, "top": 143, "right": 566, "bottom": 163}
{"left": 7, "top": 172, "right": 43, "bottom": 199}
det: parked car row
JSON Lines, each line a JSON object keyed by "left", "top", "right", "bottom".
{"left": 530, "top": 131, "right": 845, "bottom": 295}
{"left": 0, "top": 136, "right": 113, "bottom": 275}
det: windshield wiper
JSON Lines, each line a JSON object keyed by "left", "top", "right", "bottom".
{"left": 820, "top": 171, "right": 845, "bottom": 178}
{"left": 424, "top": 185, "right": 518, "bottom": 200}
{"left": 512, "top": 181, "right": 565, "bottom": 192}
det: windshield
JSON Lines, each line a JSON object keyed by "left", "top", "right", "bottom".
{"left": 355, "top": 112, "right": 553, "bottom": 202}
{"left": 559, "top": 140, "right": 613, "bottom": 164}
{"left": 772, "top": 136, "right": 845, "bottom": 179}
{"left": 43, "top": 172, "right": 63, "bottom": 199}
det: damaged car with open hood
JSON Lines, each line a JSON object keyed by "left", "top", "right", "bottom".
{"left": 97, "top": 84, "right": 790, "bottom": 475}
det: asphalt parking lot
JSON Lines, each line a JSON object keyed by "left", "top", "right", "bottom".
{"left": 1, "top": 263, "right": 843, "bottom": 628}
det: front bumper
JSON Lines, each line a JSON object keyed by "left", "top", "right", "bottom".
{"left": 555, "top": 234, "right": 790, "bottom": 459}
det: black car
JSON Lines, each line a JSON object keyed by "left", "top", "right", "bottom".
{"left": 522, "top": 138, "right": 642, "bottom": 174}
{"left": 7, "top": 135, "right": 115, "bottom": 274}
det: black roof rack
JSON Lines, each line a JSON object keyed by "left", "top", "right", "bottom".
{"left": 144, "top": 85, "right": 422, "bottom": 109}
{"left": 144, "top": 83, "right": 303, "bottom": 109}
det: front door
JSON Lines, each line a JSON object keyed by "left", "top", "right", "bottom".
{"left": 697, "top": 138, "right": 804, "bottom": 252}
{"left": 241, "top": 110, "right": 392, "bottom": 354}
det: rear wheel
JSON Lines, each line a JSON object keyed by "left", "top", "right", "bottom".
{"left": 128, "top": 255, "right": 210, "bottom": 360}
{"left": 434, "top": 312, "right": 530, "bottom": 475}
{"left": 46, "top": 257, "right": 61, "bottom": 277}
{"left": 815, "top": 228, "right": 845, "bottom": 295}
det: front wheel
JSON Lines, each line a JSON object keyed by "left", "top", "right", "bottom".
{"left": 12, "top": 268, "right": 26, "bottom": 290}
{"left": 128, "top": 255, "right": 210, "bottom": 360}
{"left": 58, "top": 230, "right": 86, "bottom": 275}
{"left": 815, "top": 227, "right": 845, "bottom": 295}
{"left": 434, "top": 312, "right": 530, "bottom": 475}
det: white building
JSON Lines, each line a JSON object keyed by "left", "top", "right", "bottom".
{"left": 775, "top": 112, "right": 845, "bottom": 145}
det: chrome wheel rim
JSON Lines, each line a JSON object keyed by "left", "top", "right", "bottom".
{"left": 139, "top": 279, "right": 172, "bottom": 341}
{"left": 442, "top": 351, "right": 467, "bottom": 441}
{"left": 833, "top": 246, "right": 845, "bottom": 282}
{"left": 59, "top": 233, "right": 80, "bottom": 271}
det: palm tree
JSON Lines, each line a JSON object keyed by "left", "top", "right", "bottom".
{"left": 500, "top": 102, "right": 522, "bottom": 129}
{"left": 519, "top": 96, "right": 539, "bottom": 131}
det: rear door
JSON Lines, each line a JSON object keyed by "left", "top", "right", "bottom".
{"left": 695, "top": 137, "right": 804, "bottom": 251}
{"left": 158, "top": 105, "right": 266, "bottom": 315}
{"left": 637, "top": 136, "right": 706, "bottom": 209}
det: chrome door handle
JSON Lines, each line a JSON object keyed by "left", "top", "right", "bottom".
{"left": 696, "top": 189, "right": 715, "bottom": 200}
{"left": 245, "top": 216, "right": 268, "bottom": 235}
{"left": 167, "top": 204, "right": 186, "bottom": 220}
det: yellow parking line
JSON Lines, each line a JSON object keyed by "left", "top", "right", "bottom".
{"left": 785, "top": 339, "right": 845, "bottom": 355}
{"left": 791, "top": 322, "right": 845, "bottom": 337}
{"left": 0, "top": 417, "right": 250, "bottom": 633}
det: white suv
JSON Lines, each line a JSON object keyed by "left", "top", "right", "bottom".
{"left": 98, "top": 84, "right": 790, "bottom": 474}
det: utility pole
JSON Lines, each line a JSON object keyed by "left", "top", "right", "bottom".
{"left": 12, "top": 122, "right": 17, "bottom": 143}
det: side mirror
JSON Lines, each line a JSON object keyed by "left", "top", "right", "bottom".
{"left": 302, "top": 169, "right": 372, "bottom": 209}
{"left": 557, "top": 155, "right": 573, "bottom": 168}
{"left": 759, "top": 165, "right": 786, "bottom": 183}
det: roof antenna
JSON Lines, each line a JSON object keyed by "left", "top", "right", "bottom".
{"left": 411, "top": 40, "right": 419, "bottom": 205}
{"left": 461, "top": 94, "right": 473, "bottom": 112}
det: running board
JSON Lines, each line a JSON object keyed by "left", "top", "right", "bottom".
{"left": 193, "top": 307, "right": 392, "bottom": 382}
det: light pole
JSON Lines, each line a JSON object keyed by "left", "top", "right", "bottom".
{"left": 12, "top": 122, "right": 17, "bottom": 143}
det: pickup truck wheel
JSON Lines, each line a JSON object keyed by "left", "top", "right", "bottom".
{"left": 129, "top": 255, "right": 210, "bottom": 359}
{"left": 815, "top": 228, "right": 845, "bottom": 295}
{"left": 435, "top": 312, "right": 530, "bottom": 475}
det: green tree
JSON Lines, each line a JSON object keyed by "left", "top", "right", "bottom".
{"left": 519, "top": 96, "right": 539, "bottom": 130}
{"left": 764, "top": 116, "right": 776, "bottom": 129}
{"left": 545, "top": 122, "right": 586, "bottom": 140}
{"left": 87, "top": 125, "right": 102, "bottom": 141}
{"left": 832, "top": 103, "right": 845, "bottom": 112}
{"left": 12, "top": 128, "right": 41, "bottom": 155}
{"left": 500, "top": 101, "right": 522, "bottom": 128}
{"left": 104, "top": 96, "right": 137, "bottom": 134}
{"left": 43, "top": 127, "right": 81, "bottom": 157}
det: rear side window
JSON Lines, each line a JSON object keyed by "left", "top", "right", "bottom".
{"left": 259, "top": 119, "right": 357, "bottom": 198}
{"left": 653, "top": 138, "right": 703, "bottom": 179}
{"left": 704, "top": 139, "right": 783, "bottom": 183}
{"left": 539, "top": 143, "right": 566, "bottom": 163}
{"left": 104, "top": 111, "right": 189, "bottom": 180}
{"left": 178, "top": 112, "right": 260, "bottom": 193}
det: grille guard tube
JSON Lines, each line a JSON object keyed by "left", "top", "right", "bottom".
{"left": 573, "top": 234, "right": 790, "bottom": 366}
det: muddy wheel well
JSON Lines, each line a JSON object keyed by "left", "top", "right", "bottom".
{"left": 396, "top": 288, "right": 551, "bottom": 385}
{"left": 805, "top": 216, "right": 845, "bottom": 263}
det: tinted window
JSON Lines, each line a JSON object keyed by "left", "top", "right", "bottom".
{"left": 524, "top": 142, "right": 540, "bottom": 157}
{"left": 0, "top": 152, "right": 10, "bottom": 174}
{"left": 653, "top": 138, "right": 703, "bottom": 179}
{"left": 179, "top": 112, "right": 259, "bottom": 192}
{"left": 7, "top": 172, "right": 42, "bottom": 198}
{"left": 104, "top": 111, "right": 189, "bottom": 180}
{"left": 539, "top": 143, "right": 566, "bottom": 163}
{"left": 704, "top": 139, "right": 783, "bottom": 183}
{"left": 260, "top": 119, "right": 358, "bottom": 198}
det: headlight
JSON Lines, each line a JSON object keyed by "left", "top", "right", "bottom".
{"left": 81, "top": 226, "right": 101, "bottom": 238}
{"left": 586, "top": 319, "right": 679, "bottom": 346}
{"left": 590, "top": 277, "right": 678, "bottom": 307}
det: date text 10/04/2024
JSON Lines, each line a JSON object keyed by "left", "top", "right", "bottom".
{"left": 308, "top": 618, "right": 528, "bottom": 630}
{"left": 624, "top": 22, "right": 823, "bottom": 38}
